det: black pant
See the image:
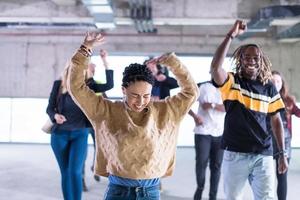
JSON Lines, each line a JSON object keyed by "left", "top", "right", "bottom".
{"left": 275, "top": 157, "right": 290, "bottom": 200}
{"left": 194, "top": 134, "right": 223, "bottom": 200}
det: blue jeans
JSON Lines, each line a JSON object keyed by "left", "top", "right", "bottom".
{"left": 82, "top": 128, "right": 96, "bottom": 177}
{"left": 104, "top": 183, "right": 160, "bottom": 200}
{"left": 51, "top": 128, "right": 88, "bottom": 200}
{"left": 222, "top": 150, "right": 274, "bottom": 200}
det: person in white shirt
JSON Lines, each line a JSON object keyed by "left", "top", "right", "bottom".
{"left": 188, "top": 81, "right": 225, "bottom": 200}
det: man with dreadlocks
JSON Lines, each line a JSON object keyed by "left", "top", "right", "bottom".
{"left": 67, "top": 32, "right": 198, "bottom": 200}
{"left": 210, "top": 20, "right": 288, "bottom": 200}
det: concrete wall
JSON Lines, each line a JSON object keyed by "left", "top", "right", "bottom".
{"left": 1, "top": 31, "right": 300, "bottom": 98}
{"left": 0, "top": 0, "right": 300, "bottom": 98}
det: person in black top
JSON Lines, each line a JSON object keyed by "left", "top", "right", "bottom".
{"left": 144, "top": 57, "right": 178, "bottom": 100}
{"left": 267, "top": 70, "right": 300, "bottom": 200}
{"left": 210, "top": 20, "right": 288, "bottom": 199}
{"left": 188, "top": 81, "right": 225, "bottom": 200}
{"left": 46, "top": 50, "right": 113, "bottom": 199}
{"left": 144, "top": 57, "right": 178, "bottom": 192}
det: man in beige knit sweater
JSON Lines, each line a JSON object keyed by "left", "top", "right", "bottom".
{"left": 67, "top": 32, "right": 198, "bottom": 200}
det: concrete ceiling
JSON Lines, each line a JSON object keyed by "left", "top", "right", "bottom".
{"left": 2, "top": 0, "right": 300, "bottom": 99}
{"left": 1, "top": 0, "right": 300, "bottom": 49}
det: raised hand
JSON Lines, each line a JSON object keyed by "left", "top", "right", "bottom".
{"left": 145, "top": 53, "right": 172, "bottom": 67}
{"left": 145, "top": 57, "right": 159, "bottom": 67}
{"left": 228, "top": 20, "right": 247, "bottom": 38}
{"left": 155, "top": 74, "right": 166, "bottom": 82}
{"left": 100, "top": 49, "right": 109, "bottom": 69}
{"left": 100, "top": 49, "right": 108, "bottom": 58}
{"left": 157, "top": 52, "right": 173, "bottom": 63}
{"left": 83, "top": 32, "right": 105, "bottom": 49}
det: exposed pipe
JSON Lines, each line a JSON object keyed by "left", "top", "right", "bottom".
{"left": 129, "top": 0, "right": 156, "bottom": 33}
{"left": 0, "top": 31, "right": 227, "bottom": 38}
{"left": 239, "top": 5, "right": 300, "bottom": 40}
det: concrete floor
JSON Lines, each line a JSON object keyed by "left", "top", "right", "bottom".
{"left": 1, "top": 143, "right": 300, "bottom": 200}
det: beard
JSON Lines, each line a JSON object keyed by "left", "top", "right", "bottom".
{"left": 241, "top": 64, "right": 260, "bottom": 80}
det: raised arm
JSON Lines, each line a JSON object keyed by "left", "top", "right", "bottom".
{"left": 98, "top": 49, "right": 114, "bottom": 92}
{"left": 67, "top": 32, "right": 109, "bottom": 122}
{"left": 211, "top": 20, "right": 246, "bottom": 85}
{"left": 154, "top": 53, "right": 199, "bottom": 118}
{"left": 164, "top": 76, "right": 178, "bottom": 89}
{"left": 86, "top": 49, "right": 114, "bottom": 93}
{"left": 100, "top": 49, "right": 109, "bottom": 69}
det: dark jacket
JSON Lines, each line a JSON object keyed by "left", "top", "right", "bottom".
{"left": 86, "top": 69, "right": 114, "bottom": 93}
{"left": 153, "top": 77, "right": 178, "bottom": 99}
{"left": 46, "top": 70, "right": 114, "bottom": 131}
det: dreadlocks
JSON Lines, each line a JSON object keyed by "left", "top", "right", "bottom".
{"left": 232, "top": 44, "right": 272, "bottom": 85}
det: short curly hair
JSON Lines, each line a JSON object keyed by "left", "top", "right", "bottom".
{"left": 122, "top": 63, "right": 155, "bottom": 88}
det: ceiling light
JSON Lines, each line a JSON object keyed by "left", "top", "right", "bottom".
{"left": 87, "top": 5, "right": 113, "bottom": 14}
{"left": 95, "top": 22, "right": 115, "bottom": 29}
{"left": 82, "top": 0, "right": 109, "bottom": 5}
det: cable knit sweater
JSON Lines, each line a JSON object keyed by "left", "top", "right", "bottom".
{"left": 67, "top": 50, "right": 198, "bottom": 179}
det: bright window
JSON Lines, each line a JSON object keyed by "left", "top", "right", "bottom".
{"left": 3, "top": 55, "right": 299, "bottom": 148}
{"left": 91, "top": 54, "right": 234, "bottom": 98}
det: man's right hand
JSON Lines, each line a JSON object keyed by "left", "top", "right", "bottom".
{"left": 278, "top": 155, "right": 289, "bottom": 174}
{"left": 228, "top": 20, "right": 247, "bottom": 38}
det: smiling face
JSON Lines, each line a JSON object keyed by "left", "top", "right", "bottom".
{"left": 272, "top": 73, "right": 283, "bottom": 92}
{"left": 241, "top": 46, "right": 261, "bottom": 80}
{"left": 122, "top": 81, "right": 152, "bottom": 112}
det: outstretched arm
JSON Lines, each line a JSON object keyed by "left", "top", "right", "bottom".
{"left": 211, "top": 20, "right": 246, "bottom": 85}
{"left": 149, "top": 53, "right": 199, "bottom": 119}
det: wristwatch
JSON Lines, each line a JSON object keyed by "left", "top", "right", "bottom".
{"left": 278, "top": 149, "right": 288, "bottom": 157}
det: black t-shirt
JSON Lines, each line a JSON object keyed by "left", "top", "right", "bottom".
{"left": 213, "top": 73, "right": 285, "bottom": 155}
